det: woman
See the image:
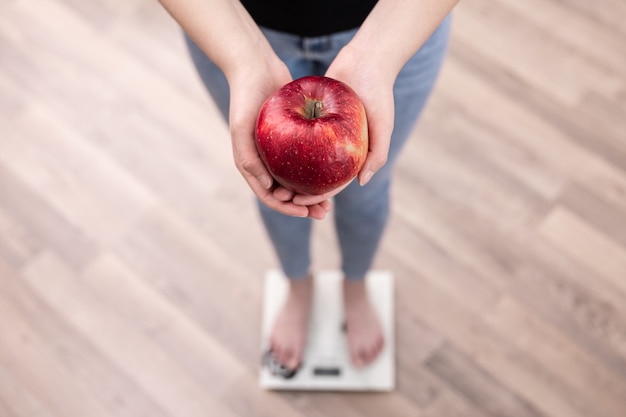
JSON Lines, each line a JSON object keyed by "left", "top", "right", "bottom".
{"left": 158, "top": 0, "right": 458, "bottom": 372}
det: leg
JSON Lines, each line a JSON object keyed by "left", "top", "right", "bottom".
{"left": 185, "top": 29, "right": 319, "bottom": 371}
{"left": 335, "top": 14, "right": 452, "bottom": 280}
{"left": 334, "top": 15, "right": 452, "bottom": 367}
{"left": 185, "top": 30, "right": 316, "bottom": 281}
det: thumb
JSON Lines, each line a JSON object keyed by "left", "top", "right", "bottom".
{"left": 350, "top": 82, "right": 394, "bottom": 186}
{"left": 231, "top": 126, "right": 274, "bottom": 190}
{"left": 238, "top": 152, "right": 274, "bottom": 190}
{"left": 359, "top": 151, "right": 388, "bottom": 186}
{"left": 358, "top": 112, "right": 393, "bottom": 186}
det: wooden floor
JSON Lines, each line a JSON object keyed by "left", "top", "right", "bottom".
{"left": 1, "top": 0, "right": 625, "bottom": 416}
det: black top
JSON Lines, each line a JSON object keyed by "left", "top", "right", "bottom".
{"left": 240, "top": 0, "right": 378, "bottom": 37}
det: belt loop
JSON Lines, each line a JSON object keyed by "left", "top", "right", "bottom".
{"left": 302, "top": 35, "right": 333, "bottom": 58}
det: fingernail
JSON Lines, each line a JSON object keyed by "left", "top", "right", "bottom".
{"left": 258, "top": 174, "right": 272, "bottom": 189}
{"left": 360, "top": 170, "right": 374, "bottom": 186}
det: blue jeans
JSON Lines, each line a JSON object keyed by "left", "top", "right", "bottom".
{"left": 185, "top": 16, "right": 451, "bottom": 280}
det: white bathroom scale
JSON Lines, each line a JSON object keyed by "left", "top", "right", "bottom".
{"left": 259, "top": 269, "right": 395, "bottom": 391}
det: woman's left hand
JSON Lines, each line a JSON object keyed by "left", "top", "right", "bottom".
{"left": 292, "top": 44, "right": 396, "bottom": 206}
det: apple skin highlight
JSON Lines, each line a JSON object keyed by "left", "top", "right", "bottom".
{"left": 255, "top": 75, "right": 369, "bottom": 195}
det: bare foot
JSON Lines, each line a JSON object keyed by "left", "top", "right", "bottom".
{"left": 343, "top": 279, "right": 385, "bottom": 368}
{"left": 269, "top": 274, "right": 314, "bottom": 370}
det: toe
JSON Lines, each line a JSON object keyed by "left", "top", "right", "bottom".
{"left": 375, "top": 336, "right": 384, "bottom": 355}
{"left": 363, "top": 347, "right": 375, "bottom": 365}
{"left": 284, "top": 348, "right": 300, "bottom": 370}
{"left": 271, "top": 341, "right": 281, "bottom": 358}
{"left": 286, "top": 356, "right": 299, "bottom": 371}
{"left": 353, "top": 348, "right": 366, "bottom": 368}
{"left": 291, "top": 346, "right": 303, "bottom": 369}
{"left": 275, "top": 346, "right": 288, "bottom": 366}
{"left": 281, "top": 346, "right": 295, "bottom": 367}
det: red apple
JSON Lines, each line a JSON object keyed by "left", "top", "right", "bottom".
{"left": 255, "top": 75, "right": 368, "bottom": 195}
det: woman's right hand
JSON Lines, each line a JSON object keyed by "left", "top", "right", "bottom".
{"left": 158, "top": 0, "right": 332, "bottom": 219}
{"left": 226, "top": 55, "right": 332, "bottom": 220}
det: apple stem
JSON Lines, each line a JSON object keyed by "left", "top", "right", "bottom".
{"left": 313, "top": 101, "right": 323, "bottom": 118}
{"left": 305, "top": 99, "right": 324, "bottom": 119}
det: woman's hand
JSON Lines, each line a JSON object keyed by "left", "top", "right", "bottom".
{"left": 291, "top": 45, "right": 396, "bottom": 207}
{"left": 227, "top": 56, "right": 332, "bottom": 219}
{"left": 292, "top": 0, "right": 459, "bottom": 208}
{"left": 159, "top": 0, "right": 457, "bottom": 216}
{"left": 159, "top": 0, "right": 333, "bottom": 219}
{"left": 326, "top": 48, "right": 396, "bottom": 190}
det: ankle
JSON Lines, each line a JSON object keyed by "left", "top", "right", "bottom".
{"left": 286, "top": 273, "right": 313, "bottom": 297}
{"left": 343, "top": 278, "right": 367, "bottom": 293}
{"left": 287, "top": 272, "right": 312, "bottom": 282}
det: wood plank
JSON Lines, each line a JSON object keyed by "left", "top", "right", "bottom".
{"left": 559, "top": 182, "right": 626, "bottom": 249}
{"left": 80, "top": 253, "right": 310, "bottom": 417}
{"left": 0, "top": 263, "right": 115, "bottom": 417}
{"left": 0, "top": 0, "right": 230, "bottom": 164}
{"left": 445, "top": 40, "right": 626, "bottom": 176}
{"left": 0, "top": 260, "right": 171, "bottom": 417}
{"left": 264, "top": 391, "right": 368, "bottom": 417}
{"left": 0, "top": 106, "right": 158, "bottom": 246}
{"left": 0, "top": 163, "right": 98, "bottom": 269}
{"left": 540, "top": 206, "right": 626, "bottom": 296}
{"left": 0, "top": 0, "right": 625, "bottom": 414}
{"left": 112, "top": 206, "right": 266, "bottom": 362}
{"left": 0, "top": 72, "right": 26, "bottom": 117}
{"left": 425, "top": 343, "right": 544, "bottom": 417}
{"left": 52, "top": 0, "right": 137, "bottom": 31}
{"left": 571, "top": 148, "right": 626, "bottom": 214}
{"left": 402, "top": 108, "right": 555, "bottom": 224}
{"left": 420, "top": 388, "right": 487, "bottom": 417}
{"left": 393, "top": 265, "right": 447, "bottom": 407}
{"left": 80, "top": 254, "right": 250, "bottom": 389}
{"left": 388, "top": 260, "right": 588, "bottom": 417}
{"left": 106, "top": 0, "right": 208, "bottom": 102}
{"left": 419, "top": 98, "right": 566, "bottom": 201}
{"left": 0, "top": 204, "right": 42, "bottom": 268}
{"left": 496, "top": 0, "right": 626, "bottom": 74}
{"left": 551, "top": 0, "right": 626, "bottom": 37}
{"left": 454, "top": 0, "right": 623, "bottom": 106}
{"left": 434, "top": 50, "right": 595, "bottom": 180}
{"left": 484, "top": 296, "right": 626, "bottom": 417}
{"left": 0, "top": 363, "right": 60, "bottom": 417}
{"left": 334, "top": 392, "right": 422, "bottom": 417}
{"left": 20, "top": 252, "right": 245, "bottom": 417}
{"left": 393, "top": 171, "right": 626, "bottom": 373}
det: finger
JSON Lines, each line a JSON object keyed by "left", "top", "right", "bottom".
{"left": 259, "top": 193, "right": 309, "bottom": 218}
{"left": 270, "top": 338, "right": 281, "bottom": 359}
{"left": 357, "top": 94, "right": 394, "bottom": 187}
{"left": 281, "top": 346, "right": 295, "bottom": 368}
{"left": 292, "top": 193, "right": 329, "bottom": 207}
{"left": 363, "top": 346, "right": 375, "bottom": 365}
{"left": 243, "top": 173, "right": 309, "bottom": 217}
{"left": 273, "top": 186, "right": 295, "bottom": 202}
{"left": 352, "top": 349, "right": 365, "bottom": 368}
{"left": 319, "top": 199, "right": 332, "bottom": 212}
{"left": 289, "top": 346, "right": 303, "bottom": 371}
{"left": 307, "top": 204, "right": 328, "bottom": 220}
{"left": 231, "top": 133, "right": 309, "bottom": 216}
{"left": 237, "top": 153, "right": 273, "bottom": 190}
{"left": 292, "top": 180, "right": 351, "bottom": 206}
{"left": 230, "top": 120, "right": 274, "bottom": 190}
{"left": 358, "top": 143, "right": 389, "bottom": 187}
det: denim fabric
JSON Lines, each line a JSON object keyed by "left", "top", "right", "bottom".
{"left": 185, "top": 15, "right": 451, "bottom": 280}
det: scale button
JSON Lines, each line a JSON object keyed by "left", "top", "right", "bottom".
{"left": 313, "top": 367, "right": 341, "bottom": 376}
